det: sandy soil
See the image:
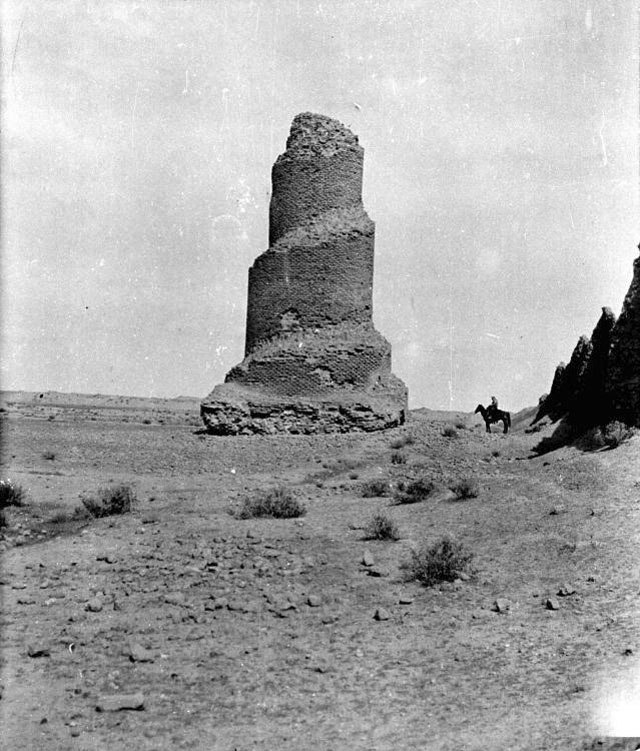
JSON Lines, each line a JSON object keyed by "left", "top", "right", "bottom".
{"left": 0, "top": 392, "right": 639, "bottom": 750}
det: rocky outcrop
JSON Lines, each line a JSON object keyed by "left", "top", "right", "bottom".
{"left": 534, "top": 251, "right": 640, "bottom": 431}
{"left": 535, "top": 335, "right": 591, "bottom": 423}
{"left": 201, "top": 113, "right": 408, "bottom": 435}
{"left": 569, "top": 307, "right": 616, "bottom": 425}
{"left": 606, "top": 254, "right": 640, "bottom": 426}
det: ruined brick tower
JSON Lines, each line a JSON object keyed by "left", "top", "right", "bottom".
{"left": 201, "top": 112, "right": 408, "bottom": 434}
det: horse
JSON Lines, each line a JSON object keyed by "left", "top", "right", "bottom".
{"left": 474, "top": 404, "right": 511, "bottom": 434}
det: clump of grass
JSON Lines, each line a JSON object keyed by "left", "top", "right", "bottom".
{"left": 393, "top": 478, "right": 436, "bottom": 504}
{"left": 390, "top": 434, "right": 415, "bottom": 450}
{"left": 360, "top": 479, "right": 390, "bottom": 498}
{"left": 363, "top": 513, "right": 400, "bottom": 541}
{"left": 391, "top": 452, "right": 407, "bottom": 465}
{"left": 442, "top": 425, "right": 458, "bottom": 438}
{"left": 402, "top": 536, "right": 473, "bottom": 586}
{"left": 0, "top": 480, "right": 26, "bottom": 509}
{"left": 80, "top": 484, "right": 135, "bottom": 518}
{"left": 454, "top": 418, "right": 467, "bottom": 430}
{"left": 42, "top": 450, "right": 56, "bottom": 461}
{"left": 450, "top": 477, "right": 480, "bottom": 500}
{"left": 236, "top": 487, "right": 306, "bottom": 520}
{"left": 348, "top": 472, "right": 359, "bottom": 480}
{"left": 491, "top": 449, "right": 500, "bottom": 458}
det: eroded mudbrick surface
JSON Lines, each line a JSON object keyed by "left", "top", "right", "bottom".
{"left": 202, "top": 113, "right": 407, "bottom": 434}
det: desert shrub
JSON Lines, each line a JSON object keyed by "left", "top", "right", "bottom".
{"left": 393, "top": 478, "right": 436, "bottom": 504}
{"left": 602, "top": 421, "right": 635, "bottom": 449}
{"left": 348, "top": 472, "right": 359, "bottom": 480}
{"left": 49, "top": 506, "right": 90, "bottom": 524}
{"left": 236, "top": 487, "right": 306, "bottom": 519}
{"left": 363, "top": 513, "right": 400, "bottom": 541}
{"left": 454, "top": 419, "right": 467, "bottom": 430}
{"left": 402, "top": 536, "right": 473, "bottom": 586}
{"left": 42, "top": 450, "right": 56, "bottom": 461}
{"left": 491, "top": 449, "right": 500, "bottom": 457}
{"left": 450, "top": 477, "right": 480, "bottom": 500}
{"left": 0, "top": 480, "right": 26, "bottom": 509}
{"left": 81, "top": 484, "right": 135, "bottom": 518}
{"left": 442, "top": 425, "right": 458, "bottom": 438}
{"left": 360, "top": 479, "right": 390, "bottom": 498}
{"left": 390, "top": 434, "right": 415, "bottom": 450}
{"left": 391, "top": 452, "right": 407, "bottom": 465}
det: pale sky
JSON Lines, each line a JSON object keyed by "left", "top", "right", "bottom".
{"left": 2, "top": 0, "right": 638, "bottom": 410}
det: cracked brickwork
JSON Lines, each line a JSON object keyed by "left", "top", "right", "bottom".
{"left": 202, "top": 113, "right": 407, "bottom": 435}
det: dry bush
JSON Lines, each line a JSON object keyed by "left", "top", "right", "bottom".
{"left": 81, "top": 484, "right": 135, "bottom": 518}
{"left": 393, "top": 478, "right": 436, "bottom": 505}
{"left": 42, "top": 451, "right": 56, "bottom": 461}
{"left": 390, "top": 434, "right": 415, "bottom": 450}
{"left": 363, "top": 513, "right": 400, "bottom": 541}
{"left": 236, "top": 487, "right": 306, "bottom": 519}
{"left": 601, "top": 421, "right": 635, "bottom": 449}
{"left": 391, "top": 452, "right": 407, "bottom": 465}
{"left": 360, "top": 479, "right": 390, "bottom": 498}
{"left": 442, "top": 425, "right": 458, "bottom": 438}
{"left": 402, "top": 536, "right": 473, "bottom": 586}
{"left": 0, "top": 480, "right": 26, "bottom": 510}
{"left": 450, "top": 477, "right": 480, "bottom": 500}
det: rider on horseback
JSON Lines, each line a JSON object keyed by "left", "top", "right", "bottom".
{"left": 486, "top": 396, "right": 499, "bottom": 421}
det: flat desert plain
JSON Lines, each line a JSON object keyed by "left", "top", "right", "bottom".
{"left": 1, "top": 392, "right": 639, "bottom": 750}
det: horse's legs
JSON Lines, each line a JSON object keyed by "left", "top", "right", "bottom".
{"left": 502, "top": 419, "right": 508, "bottom": 434}
{"left": 485, "top": 421, "right": 491, "bottom": 433}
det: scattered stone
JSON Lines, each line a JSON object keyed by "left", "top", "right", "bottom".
{"left": 96, "top": 554, "right": 117, "bottom": 564}
{"left": 11, "top": 583, "right": 27, "bottom": 590}
{"left": 399, "top": 595, "right": 414, "bottom": 605}
{"left": 362, "top": 550, "right": 375, "bottom": 567}
{"left": 307, "top": 595, "right": 322, "bottom": 607}
{"left": 27, "top": 644, "right": 50, "bottom": 658}
{"left": 545, "top": 598, "right": 560, "bottom": 610}
{"left": 125, "top": 640, "right": 154, "bottom": 663}
{"left": 374, "top": 607, "right": 391, "bottom": 621}
{"left": 321, "top": 612, "right": 339, "bottom": 624}
{"left": 549, "top": 506, "right": 566, "bottom": 515}
{"left": 96, "top": 692, "right": 145, "bottom": 712}
{"left": 622, "top": 647, "right": 634, "bottom": 656}
{"left": 85, "top": 597, "right": 103, "bottom": 613}
{"left": 17, "top": 597, "right": 36, "bottom": 605}
{"left": 492, "top": 598, "right": 512, "bottom": 614}
{"left": 557, "top": 585, "right": 577, "bottom": 597}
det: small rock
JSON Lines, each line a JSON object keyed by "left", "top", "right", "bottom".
{"left": 549, "top": 506, "right": 566, "bottom": 515}
{"left": 96, "top": 692, "right": 145, "bottom": 712}
{"left": 557, "top": 585, "right": 577, "bottom": 597}
{"left": 27, "top": 644, "right": 50, "bottom": 658}
{"left": 307, "top": 595, "right": 322, "bottom": 608}
{"left": 545, "top": 598, "right": 560, "bottom": 610}
{"left": 622, "top": 647, "right": 634, "bottom": 656}
{"left": 399, "top": 595, "right": 414, "bottom": 605}
{"left": 492, "top": 598, "right": 511, "bottom": 614}
{"left": 164, "top": 592, "right": 186, "bottom": 606}
{"left": 17, "top": 597, "right": 36, "bottom": 605}
{"left": 367, "top": 567, "right": 390, "bottom": 578}
{"left": 126, "top": 640, "right": 154, "bottom": 663}
{"left": 96, "top": 554, "right": 117, "bottom": 564}
{"left": 321, "top": 612, "right": 339, "bottom": 624}
{"left": 362, "top": 550, "right": 375, "bottom": 567}
{"left": 457, "top": 572, "right": 471, "bottom": 582}
{"left": 374, "top": 607, "right": 391, "bottom": 621}
{"left": 11, "top": 583, "right": 27, "bottom": 590}
{"left": 85, "top": 597, "right": 103, "bottom": 613}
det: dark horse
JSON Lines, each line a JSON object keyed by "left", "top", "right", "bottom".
{"left": 475, "top": 404, "right": 511, "bottom": 434}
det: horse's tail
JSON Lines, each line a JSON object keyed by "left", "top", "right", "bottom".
{"left": 506, "top": 412, "right": 511, "bottom": 428}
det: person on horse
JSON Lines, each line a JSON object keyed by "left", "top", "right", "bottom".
{"left": 486, "top": 396, "right": 499, "bottom": 421}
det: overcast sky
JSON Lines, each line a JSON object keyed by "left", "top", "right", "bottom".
{"left": 2, "top": 0, "right": 638, "bottom": 410}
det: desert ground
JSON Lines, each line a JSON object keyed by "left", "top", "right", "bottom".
{"left": 0, "top": 391, "right": 639, "bottom": 750}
